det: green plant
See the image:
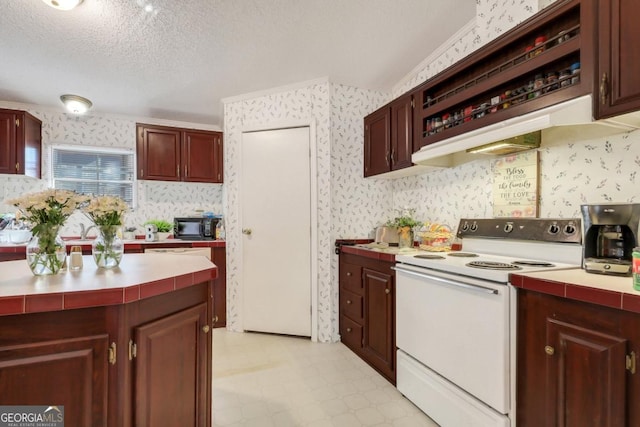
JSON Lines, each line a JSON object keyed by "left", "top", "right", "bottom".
{"left": 386, "top": 208, "right": 420, "bottom": 229}
{"left": 145, "top": 219, "right": 173, "bottom": 232}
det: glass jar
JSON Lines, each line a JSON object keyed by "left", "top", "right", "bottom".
{"left": 570, "top": 62, "right": 581, "bottom": 85}
{"left": 545, "top": 72, "right": 559, "bottom": 93}
{"left": 26, "top": 224, "right": 66, "bottom": 275}
{"left": 502, "top": 90, "right": 512, "bottom": 109}
{"left": 534, "top": 36, "right": 547, "bottom": 56}
{"left": 92, "top": 225, "right": 124, "bottom": 269}
{"left": 398, "top": 226, "right": 414, "bottom": 249}
{"left": 559, "top": 69, "right": 572, "bottom": 87}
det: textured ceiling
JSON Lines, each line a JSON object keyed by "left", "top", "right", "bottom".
{"left": 0, "top": 0, "right": 475, "bottom": 126}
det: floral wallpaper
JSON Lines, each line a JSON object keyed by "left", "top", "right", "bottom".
{"left": 223, "top": 81, "right": 391, "bottom": 342}
{"left": 0, "top": 103, "right": 224, "bottom": 237}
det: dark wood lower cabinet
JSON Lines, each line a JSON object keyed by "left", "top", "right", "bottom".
{"left": 212, "top": 246, "right": 226, "bottom": 328}
{"left": 0, "top": 283, "right": 212, "bottom": 427}
{"left": 362, "top": 268, "right": 394, "bottom": 380}
{"left": 134, "top": 303, "right": 208, "bottom": 427}
{"left": 0, "top": 308, "right": 110, "bottom": 427}
{"left": 517, "top": 289, "right": 639, "bottom": 427}
{"left": 339, "top": 252, "right": 395, "bottom": 384}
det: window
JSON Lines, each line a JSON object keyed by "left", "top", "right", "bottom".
{"left": 51, "top": 146, "right": 135, "bottom": 207}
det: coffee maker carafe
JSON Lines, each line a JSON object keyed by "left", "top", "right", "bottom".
{"left": 581, "top": 204, "right": 640, "bottom": 276}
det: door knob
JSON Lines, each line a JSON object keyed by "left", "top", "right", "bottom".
{"left": 242, "top": 228, "right": 252, "bottom": 235}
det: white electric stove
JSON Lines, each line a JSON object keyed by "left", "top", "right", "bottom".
{"left": 394, "top": 218, "right": 582, "bottom": 427}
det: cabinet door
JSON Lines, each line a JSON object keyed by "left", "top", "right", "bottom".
{"left": 137, "top": 125, "right": 181, "bottom": 181}
{"left": 182, "top": 130, "right": 223, "bottom": 183}
{"left": 362, "top": 267, "right": 394, "bottom": 381}
{"left": 390, "top": 96, "right": 413, "bottom": 171}
{"left": 0, "top": 334, "right": 109, "bottom": 427}
{"left": 212, "top": 246, "right": 226, "bottom": 328}
{"left": 597, "top": 0, "right": 640, "bottom": 118}
{"left": 545, "top": 318, "right": 627, "bottom": 427}
{"left": 0, "top": 111, "right": 17, "bottom": 175}
{"left": 134, "top": 303, "right": 208, "bottom": 427}
{"left": 363, "top": 107, "right": 390, "bottom": 177}
{"left": 22, "top": 112, "right": 42, "bottom": 178}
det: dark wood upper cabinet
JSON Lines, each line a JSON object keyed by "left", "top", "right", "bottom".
{"left": 364, "top": 93, "right": 414, "bottom": 178}
{"left": 364, "top": 107, "right": 391, "bottom": 177}
{"left": 137, "top": 123, "right": 223, "bottom": 183}
{"left": 596, "top": 0, "right": 640, "bottom": 119}
{"left": 0, "top": 108, "right": 41, "bottom": 178}
{"left": 390, "top": 95, "right": 414, "bottom": 171}
{"left": 183, "top": 130, "right": 223, "bottom": 183}
{"left": 137, "top": 125, "right": 182, "bottom": 181}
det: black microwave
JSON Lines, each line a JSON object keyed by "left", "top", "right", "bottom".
{"left": 174, "top": 217, "right": 219, "bottom": 240}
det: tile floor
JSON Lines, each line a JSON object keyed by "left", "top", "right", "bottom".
{"left": 212, "top": 329, "right": 439, "bottom": 426}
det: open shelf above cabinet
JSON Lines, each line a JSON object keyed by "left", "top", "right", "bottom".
{"left": 413, "top": 0, "right": 593, "bottom": 151}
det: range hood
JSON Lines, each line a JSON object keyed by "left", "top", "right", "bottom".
{"left": 412, "top": 95, "right": 640, "bottom": 167}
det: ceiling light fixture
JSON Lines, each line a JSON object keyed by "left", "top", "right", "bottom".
{"left": 42, "top": 0, "right": 83, "bottom": 11}
{"left": 60, "top": 94, "right": 92, "bottom": 114}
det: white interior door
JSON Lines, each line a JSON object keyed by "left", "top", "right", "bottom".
{"left": 241, "top": 127, "right": 311, "bottom": 337}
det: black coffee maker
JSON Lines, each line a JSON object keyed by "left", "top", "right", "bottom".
{"left": 581, "top": 204, "right": 640, "bottom": 276}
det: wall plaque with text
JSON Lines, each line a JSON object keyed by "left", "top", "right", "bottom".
{"left": 492, "top": 151, "right": 539, "bottom": 218}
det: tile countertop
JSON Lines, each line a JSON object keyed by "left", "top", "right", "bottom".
{"left": 340, "top": 243, "right": 421, "bottom": 262}
{"left": 0, "top": 238, "right": 226, "bottom": 253}
{"left": 511, "top": 269, "right": 640, "bottom": 314}
{"left": 345, "top": 244, "right": 640, "bottom": 315}
{"left": 0, "top": 253, "right": 217, "bottom": 316}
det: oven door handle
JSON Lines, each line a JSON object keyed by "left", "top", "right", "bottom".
{"left": 392, "top": 264, "right": 499, "bottom": 295}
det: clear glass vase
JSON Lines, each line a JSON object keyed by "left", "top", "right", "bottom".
{"left": 26, "top": 225, "right": 66, "bottom": 275}
{"left": 398, "top": 226, "right": 414, "bottom": 249}
{"left": 92, "top": 226, "right": 124, "bottom": 268}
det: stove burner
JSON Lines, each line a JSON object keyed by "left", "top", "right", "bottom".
{"left": 447, "top": 252, "right": 478, "bottom": 258}
{"left": 414, "top": 254, "right": 446, "bottom": 260}
{"left": 511, "top": 260, "right": 555, "bottom": 267}
{"left": 466, "top": 261, "right": 523, "bottom": 270}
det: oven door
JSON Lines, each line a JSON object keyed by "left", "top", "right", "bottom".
{"left": 394, "top": 263, "right": 511, "bottom": 416}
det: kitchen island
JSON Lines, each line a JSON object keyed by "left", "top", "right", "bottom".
{"left": 0, "top": 254, "right": 217, "bottom": 427}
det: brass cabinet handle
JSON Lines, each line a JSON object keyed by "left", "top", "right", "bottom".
{"left": 346, "top": 300, "right": 352, "bottom": 304}
{"left": 346, "top": 327, "right": 352, "bottom": 333}
{"left": 545, "top": 345, "right": 555, "bottom": 356}
{"left": 140, "top": 169, "right": 144, "bottom": 177}
{"left": 213, "top": 315, "right": 219, "bottom": 324}
{"left": 242, "top": 228, "right": 252, "bottom": 235}
{"left": 385, "top": 288, "right": 390, "bottom": 294}
{"left": 627, "top": 351, "right": 636, "bottom": 374}
{"left": 600, "top": 72, "right": 609, "bottom": 105}
{"left": 385, "top": 150, "right": 390, "bottom": 166}
{"left": 346, "top": 272, "right": 352, "bottom": 277}
{"left": 390, "top": 148, "right": 395, "bottom": 165}
{"left": 108, "top": 342, "right": 117, "bottom": 365}
{"left": 15, "top": 163, "right": 19, "bottom": 172}
{"left": 202, "top": 325, "right": 210, "bottom": 333}
{"left": 177, "top": 165, "right": 180, "bottom": 177}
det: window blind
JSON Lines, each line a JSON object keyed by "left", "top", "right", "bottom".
{"left": 51, "top": 147, "right": 135, "bottom": 207}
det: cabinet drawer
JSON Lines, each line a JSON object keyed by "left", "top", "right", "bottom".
{"left": 340, "top": 289, "right": 363, "bottom": 322}
{"left": 340, "top": 315, "right": 363, "bottom": 350}
{"left": 340, "top": 263, "right": 362, "bottom": 293}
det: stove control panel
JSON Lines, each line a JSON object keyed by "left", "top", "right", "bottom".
{"left": 457, "top": 218, "right": 582, "bottom": 243}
